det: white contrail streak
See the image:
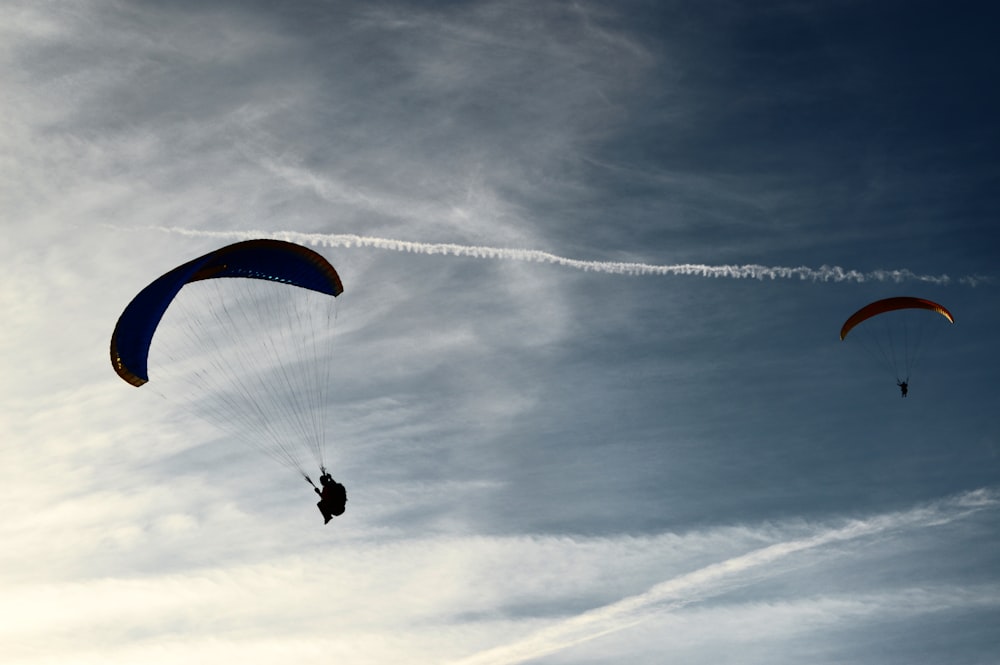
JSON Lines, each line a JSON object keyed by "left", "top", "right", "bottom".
{"left": 448, "top": 489, "right": 997, "bottom": 665}
{"left": 121, "top": 226, "right": 987, "bottom": 285}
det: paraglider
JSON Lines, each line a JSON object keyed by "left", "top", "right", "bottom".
{"left": 310, "top": 468, "right": 348, "bottom": 524}
{"left": 111, "top": 239, "right": 348, "bottom": 518}
{"left": 840, "top": 296, "right": 954, "bottom": 397}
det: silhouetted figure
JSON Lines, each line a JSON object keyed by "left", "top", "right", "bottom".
{"left": 313, "top": 470, "right": 347, "bottom": 524}
{"left": 897, "top": 380, "right": 908, "bottom": 398}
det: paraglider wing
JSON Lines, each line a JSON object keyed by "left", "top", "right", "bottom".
{"left": 110, "top": 239, "right": 343, "bottom": 387}
{"left": 839, "top": 297, "right": 954, "bottom": 341}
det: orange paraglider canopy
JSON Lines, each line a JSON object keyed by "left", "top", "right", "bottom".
{"left": 840, "top": 297, "right": 954, "bottom": 341}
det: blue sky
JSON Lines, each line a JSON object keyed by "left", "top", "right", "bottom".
{"left": 2, "top": 1, "right": 999, "bottom": 663}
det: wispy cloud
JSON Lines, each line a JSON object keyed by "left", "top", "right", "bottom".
{"left": 4, "top": 487, "right": 994, "bottom": 665}
{"left": 447, "top": 489, "right": 998, "bottom": 665}
{"left": 115, "top": 226, "right": 989, "bottom": 286}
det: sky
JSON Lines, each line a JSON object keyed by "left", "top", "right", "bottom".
{"left": 2, "top": 1, "right": 999, "bottom": 663}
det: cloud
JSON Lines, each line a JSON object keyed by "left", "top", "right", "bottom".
{"left": 446, "top": 488, "right": 998, "bottom": 665}
{"left": 550, "top": 585, "right": 1000, "bottom": 665}
{"left": 114, "top": 225, "right": 989, "bottom": 286}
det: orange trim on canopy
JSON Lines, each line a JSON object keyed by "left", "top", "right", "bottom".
{"left": 840, "top": 297, "right": 954, "bottom": 340}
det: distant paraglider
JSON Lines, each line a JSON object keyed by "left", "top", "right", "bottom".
{"left": 111, "top": 239, "right": 348, "bottom": 518}
{"left": 839, "top": 297, "right": 954, "bottom": 341}
{"left": 840, "top": 296, "right": 954, "bottom": 397}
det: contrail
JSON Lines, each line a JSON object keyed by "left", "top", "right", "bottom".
{"left": 448, "top": 489, "right": 998, "bottom": 665}
{"left": 122, "top": 226, "right": 987, "bottom": 285}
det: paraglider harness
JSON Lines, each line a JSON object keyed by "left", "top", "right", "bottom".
{"left": 306, "top": 468, "right": 347, "bottom": 523}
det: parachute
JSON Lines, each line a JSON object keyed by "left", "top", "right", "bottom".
{"left": 111, "top": 239, "right": 344, "bottom": 474}
{"left": 839, "top": 297, "right": 954, "bottom": 341}
{"left": 840, "top": 296, "right": 954, "bottom": 390}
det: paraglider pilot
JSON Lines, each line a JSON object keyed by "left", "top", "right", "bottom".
{"left": 897, "top": 379, "right": 908, "bottom": 398}
{"left": 309, "top": 469, "right": 347, "bottom": 524}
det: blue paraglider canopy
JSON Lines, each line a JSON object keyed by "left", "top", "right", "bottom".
{"left": 111, "top": 239, "right": 343, "bottom": 387}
